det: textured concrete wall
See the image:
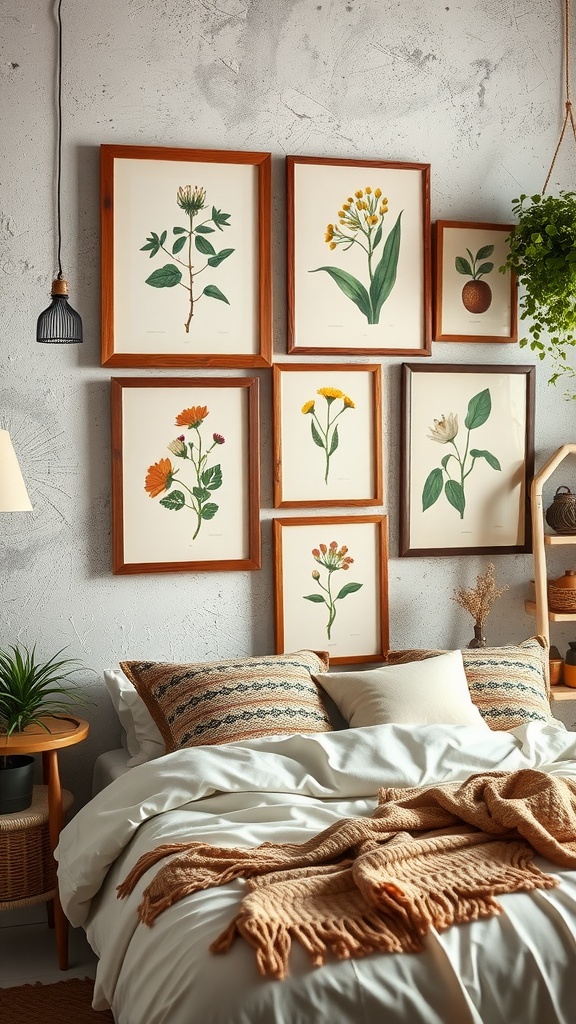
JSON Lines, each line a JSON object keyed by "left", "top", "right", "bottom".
{"left": 1, "top": 0, "right": 575, "bottom": 807}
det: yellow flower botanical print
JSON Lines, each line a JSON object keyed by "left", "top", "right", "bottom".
{"left": 301, "top": 387, "right": 355, "bottom": 484}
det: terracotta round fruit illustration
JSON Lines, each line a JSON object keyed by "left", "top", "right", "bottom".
{"left": 461, "top": 279, "right": 492, "bottom": 313}
{"left": 455, "top": 243, "right": 495, "bottom": 316}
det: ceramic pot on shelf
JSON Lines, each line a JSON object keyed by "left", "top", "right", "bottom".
{"left": 564, "top": 641, "right": 576, "bottom": 688}
{"left": 547, "top": 569, "right": 576, "bottom": 614}
{"left": 545, "top": 486, "right": 576, "bottom": 535}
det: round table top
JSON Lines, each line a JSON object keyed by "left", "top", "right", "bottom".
{"left": 1, "top": 716, "right": 89, "bottom": 755}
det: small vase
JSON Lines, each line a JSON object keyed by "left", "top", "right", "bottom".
{"left": 468, "top": 625, "right": 486, "bottom": 649}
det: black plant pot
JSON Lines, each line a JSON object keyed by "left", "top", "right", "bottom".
{"left": 0, "top": 754, "right": 35, "bottom": 813}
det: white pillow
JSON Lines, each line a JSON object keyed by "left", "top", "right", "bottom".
{"left": 103, "top": 668, "right": 165, "bottom": 766}
{"left": 314, "top": 650, "right": 489, "bottom": 729}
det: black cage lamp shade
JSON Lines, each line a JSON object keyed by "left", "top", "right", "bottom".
{"left": 36, "top": 0, "right": 82, "bottom": 345}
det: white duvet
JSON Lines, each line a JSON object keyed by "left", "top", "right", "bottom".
{"left": 57, "top": 722, "right": 576, "bottom": 1024}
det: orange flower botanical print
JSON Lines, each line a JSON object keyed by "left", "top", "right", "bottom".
{"left": 144, "top": 405, "right": 225, "bottom": 541}
{"left": 144, "top": 458, "right": 175, "bottom": 498}
{"left": 175, "top": 406, "right": 209, "bottom": 428}
{"left": 303, "top": 541, "right": 362, "bottom": 640}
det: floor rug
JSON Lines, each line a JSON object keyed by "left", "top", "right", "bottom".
{"left": 0, "top": 977, "right": 115, "bottom": 1022}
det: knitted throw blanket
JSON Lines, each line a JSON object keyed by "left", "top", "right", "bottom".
{"left": 117, "top": 769, "right": 576, "bottom": 979}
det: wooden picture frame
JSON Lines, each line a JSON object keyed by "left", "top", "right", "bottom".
{"left": 111, "top": 376, "right": 261, "bottom": 574}
{"left": 400, "top": 363, "right": 535, "bottom": 557}
{"left": 273, "top": 515, "right": 389, "bottom": 665}
{"left": 101, "top": 145, "right": 272, "bottom": 368}
{"left": 434, "top": 221, "right": 518, "bottom": 343}
{"left": 273, "top": 363, "right": 383, "bottom": 508}
{"left": 286, "top": 156, "right": 432, "bottom": 356}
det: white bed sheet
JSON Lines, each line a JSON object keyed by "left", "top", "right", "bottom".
{"left": 57, "top": 722, "right": 576, "bottom": 1024}
{"left": 91, "top": 747, "right": 133, "bottom": 796}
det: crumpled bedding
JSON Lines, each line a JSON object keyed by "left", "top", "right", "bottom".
{"left": 57, "top": 721, "right": 576, "bottom": 1024}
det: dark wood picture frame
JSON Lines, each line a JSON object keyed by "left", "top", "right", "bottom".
{"left": 286, "top": 155, "right": 432, "bottom": 356}
{"left": 400, "top": 363, "right": 534, "bottom": 557}
{"left": 101, "top": 145, "right": 272, "bottom": 368}
{"left": 111, "top": 376, "right": 261, "bottom": 574}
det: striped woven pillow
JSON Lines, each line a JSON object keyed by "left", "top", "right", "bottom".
{"left": 387, "top": 637, "right": 558, "bottom": 731}
{"left": 120, "top": 650, "right": 332, "bottom": 750}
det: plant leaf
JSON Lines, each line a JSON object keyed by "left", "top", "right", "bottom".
{"left": 422, "top": 467, "right": 444, "bottom": 511}
{"left": 311, "top": 420, "right": 324, "bottom": 449}
{"left": 203, "top": 284, "right": 230, "bottom": 304}
{"left": 464, "top": 389, "right": 491, "bottom": 430}
{"left": 159, "top": 230, "right": 167, "bottom": 247}
{"left": 145, "top": 264, "right": 182, "bottom": 288}
{"left": 445, "top": 479, "right": 465, "bottom": 515}
{"left": 202, "top": 464, "right": 223, "bottom": 490}
{"left": 310, "top": 266, "right": 372, "bottom": 320}
{"left": 441, "top": 453, "right": 454, "bottom": 470}
{"left": 336, "top": 582, "right": 363, "bottom": 600}
{"left": 455, "top": 256, "right": 473, "bottom": 276}
{"left": 370, "top": 211, "right": 402, "bottom": 320}
{"left": 195, "top": 224, "right": 215, "bottom": 233}
{"left": 469, "top": 448, "right": 501, "bottom": 471}
{"left": 207, "top": 248, "right": 234, "bottom": 268}
{"left": 195, "top": 235, "right": 216, "bottom": 256}
{"left": 328, "top": 424, "right": 339, "bottom": 455}
{"left": 303, "top": 594, "right": 326, "bottom": 603}
{"left": 173, "top": 226, "right": 187, "bottom": 235}
{"left": 201, "top": 503, "right": 219, "bottom": 520}
{"left": 172, "top": 236, "right": 187, "bottom": 255}
{"left": 476, "top": 244, "right": 495, "bottom": 259}
{"left": 212, "top": 207, "right": 231, "bottom": 229}
{"left": 192, "top": 486, "right": 212, "bottom": 502}
{"left": 159, "top": 490, "right": 185, "bottom": 510}
{"left": 476, "top": 261, "right": 494, "bottom": 275}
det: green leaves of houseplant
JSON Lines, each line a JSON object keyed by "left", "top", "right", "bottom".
{"left": 502, "top": 191, "right": 576, "bottom": 393}
{"left": 0, "top": 644, "right": 88, "bottom": 739}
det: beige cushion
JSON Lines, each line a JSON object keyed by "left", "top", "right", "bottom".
{"left": 387, "top": 637, "right": 559, "bottom": 732}
{"left": 314, "top": 650, "right": 489, "bottom": 729}
{"left": 120, "top": 650, "right": 332, "bottom": 751}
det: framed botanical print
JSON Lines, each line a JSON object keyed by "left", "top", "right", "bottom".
{"left": 111, "top": 376, "right": 261, "bottom": 573}
{"left": 101, "top": 145, "right": 272, "bottom": 367}
{"left": 400, "top": 363, "right": 535, "bottom": 556}
{"left": 434, "top": 221, "right": 518, "bottom": 342}
{"left": 273, "top": 363, "right": 383, "bottom": 507}
{"left": 273, "top": 515, "right": 389, "bottom": 665}
{"left": 286, "top": 156, "right": 432, "bottom": 356}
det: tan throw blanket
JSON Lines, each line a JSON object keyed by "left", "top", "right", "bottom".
{"left": 118, "top": 769, "right": 576, "bottom": 979}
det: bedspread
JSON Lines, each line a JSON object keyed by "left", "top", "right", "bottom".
{"left": 57, "top": 721, "right": 576, "bottom": 1024}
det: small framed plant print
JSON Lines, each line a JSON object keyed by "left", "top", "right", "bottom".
{"left": 273, "top": 363, "right": 383, "bottom": 508}
{"left": 101, "top": 145, "right": 272, "bottom": 368}
{"left": 400, "top": 363, "right": 535, "bottom": 557}
{"left": 286, "top": 156, "right": 432, "bottom": 356}
{"left": 273, "top": 515, "right": 389, "bottom": 665}
{"left": 433, "top": 221, "right": 518, "bottom": 343}
{"left": 111, "top": 376, "right": 261, "bottom": 574}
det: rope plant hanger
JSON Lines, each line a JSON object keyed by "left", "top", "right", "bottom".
{"left": 502, "top": 0, "right": 576, "bottom": 394}
{"left": 36, "top": 0, "right": 83, "bottom": 344}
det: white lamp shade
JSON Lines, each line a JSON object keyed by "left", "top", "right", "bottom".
{"left": 0, "top": 430, "right": 32, "bottom": 511}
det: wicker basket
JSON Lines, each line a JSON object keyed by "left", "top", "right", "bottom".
{"left": 548, "top": 578, "right": 576, "bottom": 613}
{"left": 0, "top": 785, "right": 73, "bottom": 906}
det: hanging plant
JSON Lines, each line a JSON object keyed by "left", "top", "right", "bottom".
{"left": 501, "top": 191, "right": 576, "bottom": 391}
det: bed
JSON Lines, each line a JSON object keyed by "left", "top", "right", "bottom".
{"left": 56, "top": 641, "right": 576, "bottom": 1024}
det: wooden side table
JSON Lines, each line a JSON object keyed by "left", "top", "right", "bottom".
{"left": 0, "top": 715, "right": 89, "bottom": 969}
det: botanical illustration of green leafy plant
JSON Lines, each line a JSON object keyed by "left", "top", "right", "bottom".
{"left": 311, "top": 187, "right": 401, "bottom": 325}
{"left": 455, "top": 243, "right": 495, "bottom": 314}
{"left": 140, "top": 185, "right": 234, "bottom": 333}
{"left": 301, "top": 387, "right": 355, "bottom": 484}
{"left": 421, "top": 389, "right": 501, "bottom": 520}
{"left": 303, "top": 541, "right": 363, "bottom": 640}
{"left": 144, "top": 405, "right": 224, "bottom": 540}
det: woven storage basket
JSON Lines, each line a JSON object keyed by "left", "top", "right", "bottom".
{"left": 0, "top": 785, "right": 73, "bottom": 905}
{"left": 548, "top": 578, "right": 576, "bottom": 613}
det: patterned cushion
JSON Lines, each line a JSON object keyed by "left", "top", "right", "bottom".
{"left": 387, "top": 637, "right": 558, "bottom": 731}
{"left": 120, "top": 651, "right": 332, "bottom": 750}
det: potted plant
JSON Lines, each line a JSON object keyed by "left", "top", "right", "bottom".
{"left": 501, "top": 191, "right": 576, "bottom": 393}
{"left": 0, "top": 644, "right": 87, "bottom": 813}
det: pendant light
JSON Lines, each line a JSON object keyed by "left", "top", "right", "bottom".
{"left": 36, "top": 0, "right": 82, "bottom": 344}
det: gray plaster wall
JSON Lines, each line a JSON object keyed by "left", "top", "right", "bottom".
{"left": 1, "top": 0, "right": 575, "bottom": 808}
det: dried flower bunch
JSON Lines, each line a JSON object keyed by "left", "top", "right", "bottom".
{"left": 453, "top": 562, "right": 508, "bottom": 628}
